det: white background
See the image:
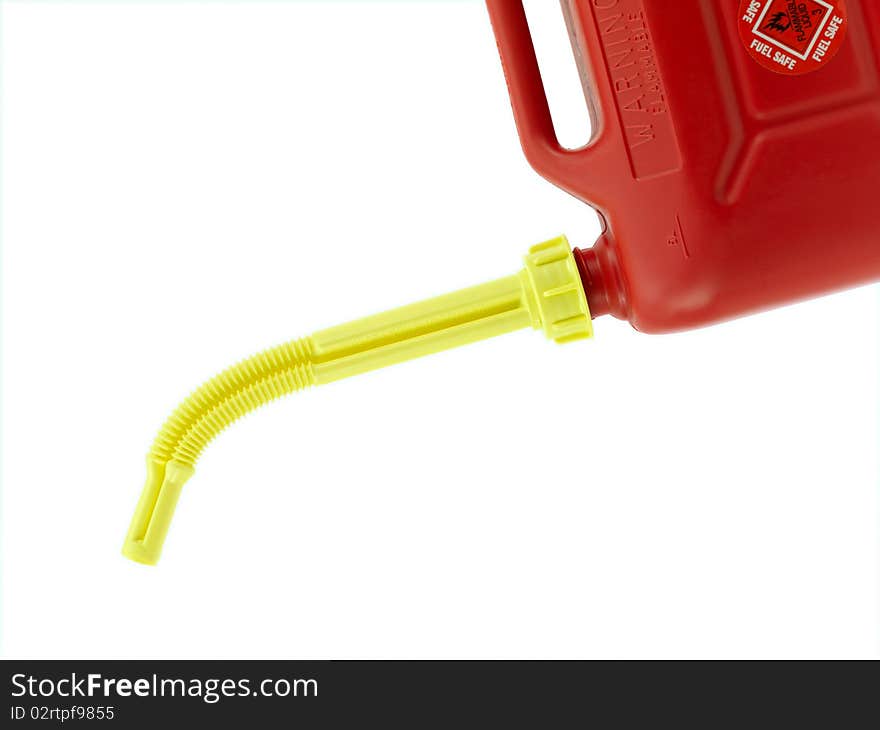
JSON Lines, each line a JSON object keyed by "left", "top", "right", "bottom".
{"left": 1, "top": 1, "right": 878, "bottom": 659}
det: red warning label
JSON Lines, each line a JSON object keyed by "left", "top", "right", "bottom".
{"left": 739, "top": 0, "right": 848, "bottom": 76}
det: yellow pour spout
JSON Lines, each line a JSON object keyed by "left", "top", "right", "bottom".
{"left": 122, "top": 237, "right": 592, "bottom": 565}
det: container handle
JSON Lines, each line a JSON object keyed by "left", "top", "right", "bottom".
{"left": 486, "top": 0, "right": 608, "bottom": 202}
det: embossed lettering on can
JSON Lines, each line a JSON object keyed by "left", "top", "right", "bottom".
{"left": 589, "top": 0, "right": 681, "bottom": 179}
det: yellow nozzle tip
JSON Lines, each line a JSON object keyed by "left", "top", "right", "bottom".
{"left": 122, "top": 459, "right": 194, "bottom": 566}
{"left": 122, "top": 540, "right": 162, "bottom": 566}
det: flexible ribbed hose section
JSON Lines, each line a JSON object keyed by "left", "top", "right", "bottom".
{"left": 150, "top": 337, "right": 316, "bottom": 469}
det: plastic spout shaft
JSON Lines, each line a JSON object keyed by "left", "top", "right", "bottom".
{"left": 122, "top": 237, "right": 592, "bottom": 565}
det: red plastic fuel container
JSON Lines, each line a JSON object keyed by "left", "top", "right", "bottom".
{"left": 124, "top": 0, "right": 880, "bottom": 565}
{"left": 487, "top": 0, "right": 880, "bottom": 332}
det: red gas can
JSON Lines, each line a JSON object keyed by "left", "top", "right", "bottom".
{"left": 487, "top": 0, "right": 880, "bottom": 332}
